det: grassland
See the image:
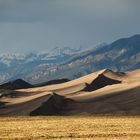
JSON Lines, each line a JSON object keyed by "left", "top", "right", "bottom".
{"left": 0, "top": 116, "right": 140, "bottom": 140}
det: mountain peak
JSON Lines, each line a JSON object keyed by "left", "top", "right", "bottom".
{"left": 0, "top": 34, "right": 140, "bottom": 84}
{"left": 131, "top": 34, "right": 140, "bottom": 38}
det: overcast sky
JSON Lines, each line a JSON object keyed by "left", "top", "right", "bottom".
{"left": 0, "top": 0, "right": 140, "bottom": 53}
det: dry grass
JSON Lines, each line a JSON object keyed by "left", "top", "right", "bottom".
{"left": 0, "top": 116, "right": 140, "bottom": 140}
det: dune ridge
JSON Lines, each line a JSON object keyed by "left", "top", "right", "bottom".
{"left": 83, "top": 73, "right": 121, "bottom": 92}
{"left": 0, "top": 68, "right": 140, "bottom": 116}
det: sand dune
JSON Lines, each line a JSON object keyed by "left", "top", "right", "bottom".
{"left": 0, "top": 68, "right": 140, "bottom": 116}
{"left": 34, "top": 78, "right": 70, "bottom": 87}
{"left": 0, "top": 91, "right": 52, "bottom": 116}
{"left": 0, "top": 79, "right": 33, "bottom": 90}
{"left": 83, "top": 73, "right": 121, "bottom": 92}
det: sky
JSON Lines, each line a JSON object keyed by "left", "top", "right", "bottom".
{"left": 0, "top": 0, "right": 140, "bottom": 53}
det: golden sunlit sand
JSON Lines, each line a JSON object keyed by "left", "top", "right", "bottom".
{"left": 0, "top": 69, "right": 140, "bottom": 139}
{"left": 0, "top": 69, "right": 140, "bottom": 116}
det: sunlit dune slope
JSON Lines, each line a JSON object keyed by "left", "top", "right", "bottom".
{"left": 0, "top": 68, "right": 140, "bottom": 116}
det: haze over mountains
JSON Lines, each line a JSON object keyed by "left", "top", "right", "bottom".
{"left": 0, "top": 34, "right": 140, "bottom": 116}
{"left": 0, "top": 34, "right": 140, "bottom": 84}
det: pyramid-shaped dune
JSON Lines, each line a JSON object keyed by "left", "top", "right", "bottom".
{"left": 0, "top": 69, "right": 140, "bottom": 116}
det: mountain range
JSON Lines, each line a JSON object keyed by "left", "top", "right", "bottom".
{"left": 0, "top": 34, "right": 140, "bottom": 84}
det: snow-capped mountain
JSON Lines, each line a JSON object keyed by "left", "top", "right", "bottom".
{"left": 0, "top": 35, "right": 140, "bottom": 84}
{"left": 0, "top": 46, "right": 83, "bottom": 84}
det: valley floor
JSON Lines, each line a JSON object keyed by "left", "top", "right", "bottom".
{"left": 0, "top": 116, "right": 140, "bottom": 140}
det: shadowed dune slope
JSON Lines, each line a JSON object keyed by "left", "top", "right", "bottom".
{"left": 0, "top": 92, "right": 52, "bottom": 116}
{"left": 0, "top": 79, "right": 33, "bottom": 90}
{"left": 0, "top": 68, "right": 140, "bottom": 116}
{"left": 16, "top": 69, "right": 122, "bottom": 94}
{"left": 34, "top": 79, "right": 70, "bottom": 87}
{"left": 30, "top": 85, "right": 140, "bottom": 115}
{"left": 30, "top": 93, "right": 74, "bottom": 116}
{"left": 64, "top": 86, "right": 140, "bottom": 115}
{"left": 83, "top": 74, "right": 121, "bottom": 92}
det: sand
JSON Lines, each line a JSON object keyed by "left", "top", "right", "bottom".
{"left": 0, "top": 68, "right": 140, "bottom": 116}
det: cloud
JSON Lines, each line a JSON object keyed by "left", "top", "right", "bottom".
{"left": 0, "top": 0, "right": 140, "bottom": 53}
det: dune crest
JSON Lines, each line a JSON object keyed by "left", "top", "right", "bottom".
{"left": 0, "top": 68, "right": 140, "bottom": 116}
{"left": 83, "top": 73, "right": 121, "bottom": 92}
